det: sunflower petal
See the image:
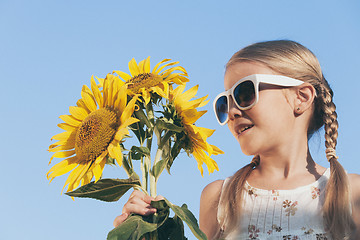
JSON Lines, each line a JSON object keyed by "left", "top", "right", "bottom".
{"left": 47, "top": 156, "right": 79, "bottom": 179}
{"left": 57, "top": 123, "right": 77, "bottom": 131}
{"left": 108, "top": 142, "right": 123, "bottom": 167}
{"left": 59, "top": 115, "right": 81, "bottom": 127}
{"left": 51, "top": 131, "right": 73, "bottom": 141}
{"left": 113, "top": 70, "right": 131, "bottom": 81}
{"left": 93, "top": 157, "right": 106, "bottom": 182}
{"left": 143, "top": 56, "right": 151, "bottom": 72}
{"left": 120, "top": 96, "right": 138, "bottom": 123}
{"left": 49, "top": 150, "right": 76, "bottom": 164}
{"left": 91, "top": 76, "right": 103, "bottom": 108}
{"left": 76, "top": 99, "right": 91, "bottom": 114}
{"left": 82, "top": 91, "right": 97, "bottom": 112}
{"left": 182, "top": 109, "right": 206, "bottom": 124}
{"left": 152, "top": 59, "right": 171, "bottom": 74}
{"left": 129, "top": 58, "right": 140, "bottom": 76}
{"left": 69, "top": 106, "right": 88, "bottom": 121}
{"left": 154, "top": 61, "right": 178, "bottom": 75}
{"left": 114, "top": 127, "right": 130, "bottom": 142}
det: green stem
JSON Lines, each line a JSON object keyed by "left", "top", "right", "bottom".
{"left": 149, "top": 148, "right": 163, "bottom": 197}
{"left": 140, "top": 156, "right": 148, "bottom": 192}
{"left": 121, "top": 156, "right": 133, "bottom": 177}
{"left": 145, "top": 101, "right": 155, "bottom": 126}
{"left": 134, "top": 108, "right": 152, "bottom": 129}
{"left": 159, "top": 130, "right": 173, "bottom": 149}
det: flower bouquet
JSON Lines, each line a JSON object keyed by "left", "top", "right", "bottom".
{"left": 47, "top": 57, "right": 223, "bottom": 240}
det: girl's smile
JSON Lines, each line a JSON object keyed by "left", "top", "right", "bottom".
{"left": 224, "top": 61, "right": 297, "bottom": 156}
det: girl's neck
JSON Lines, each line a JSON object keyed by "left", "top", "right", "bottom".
{"left": 247, "top": 144, "right": 327, "bottom": 190}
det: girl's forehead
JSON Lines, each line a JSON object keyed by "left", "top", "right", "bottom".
{"left": 224, "top": 62, "right": 276, "bottom": 90}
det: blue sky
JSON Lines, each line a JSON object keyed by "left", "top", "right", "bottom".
{"left": 1, "top": 0, "right": 359, "bottom": 239}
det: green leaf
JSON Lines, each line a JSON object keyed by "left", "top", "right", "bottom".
{"left": 151, "top": 159, "right": 166, "bottom": 181}
{"left": 107, "top": 200, "right": 170, "bottom": 240}
{"left": 164, "top": 198, "right": 208, "bottom": 240}
{"left": 157, "top": 216, "right": 187, "bottom": 240}
{"left": 65, "top": 174, "right": 141, "bottom": 202}
{"left": 166, "top": 139, "right": 182, "bottom": 174}
{"left": 107, "top": 214, "right": 158, "bottom": 240}
{"left": 130, "top": 146, "right": 150, "bottom": 160}
{"left": 156, "top": 118, "right": 184, "bottom": 133}
{"left": 134, "top": 108, "right": 152, "bottom": 129}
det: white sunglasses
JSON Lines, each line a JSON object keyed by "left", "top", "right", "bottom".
{"left": 213, "top": 74, "right": 305, "bottom": 125}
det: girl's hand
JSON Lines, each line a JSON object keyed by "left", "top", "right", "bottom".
{"left": 113, "top": 190, "right": 164, "bottom": 228}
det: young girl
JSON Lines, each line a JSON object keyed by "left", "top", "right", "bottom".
{"left": 114, "top": 40, "right": 360, "bottom": 239}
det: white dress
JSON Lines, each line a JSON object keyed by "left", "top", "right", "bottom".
{"left": 217, "top": 168, "right": 331, "bottom": 240}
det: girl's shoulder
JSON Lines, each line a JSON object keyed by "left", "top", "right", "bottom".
{"left": 348, "top": 173, "right": 360, "bottom": 235}
{"left": 348, "top": 173, "right": 360, "bottom": 202}
{"left": 200, "top": 179, "right": 225, "bottom": 204}
{"left": 200, "top": 180, "right": 225, "bottom": 239}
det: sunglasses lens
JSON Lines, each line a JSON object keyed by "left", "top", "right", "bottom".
{"left": 215, "top": 95, "right": 228, "bottom": 124}
{"left": 233, "top": 80, "right": 255, "bottom": 108}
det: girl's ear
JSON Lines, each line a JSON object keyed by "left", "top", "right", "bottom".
{"left": 294, "top": 83, "right": 316, "bottom": 115}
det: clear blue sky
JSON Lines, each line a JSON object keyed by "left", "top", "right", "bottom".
{"left": 1, "top": 0, "right": 359, "bottom": 239}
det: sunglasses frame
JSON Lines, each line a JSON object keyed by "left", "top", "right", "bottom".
{"left": 213, "top": 74, "right": 305, "bottom": 125}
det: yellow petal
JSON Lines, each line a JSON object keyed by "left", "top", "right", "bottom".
{"left": 57, "top": 123, "right": 77, "bottom": 131}
{"left": 59, "top": 115, "right": 81, "bottom": 127}
{"left": 211, "top": 144, "right": 224, "bottom": 155}
{"left": 182, "top": 109, "right": 206, "bottom": 124}
{"left": 82, "top": 92, "right": 97, "bottom": 112}
{"left": 51, "top": 131, "right": 73, "bottom": 141}
{"left": 152, "top": 59, "right": 171, "bottom": 74}
{"left": 129, "top": 58, "right": 140, "bottom": 76}
{"left": 108, "top": 142, "right": 123, "bottom": 167}
{"left": 95, "top": 76, "right": 104, "bottom": 87}
{"left": 171, "top": 84, "right": 186, "bottom": 100}
{"left": 195, "top": 126, "right": 215, "bottom": 138}
{"left": 143, "top": 56, "right": 150, "bottom": 72}
{"left": 114, "top": 85, "right": 128, "bottom": 113}
{"left": 154, "top": 61, "right": 178, "bottom": 75}
{"left": 49, "top": 150, "right": 76, "bottom": 164}
{"left": 120, "top": 97, "right": 138, "bottom": 123}
{"left": 82, "top": 171, "right": 93, "bottom": 186}
{"left": 142, "top": 90, "right": 151, "bottom": 105}
{"left": 181, "top": 85, "right": 199, "bottom": 102}
{"left": 138, "top": 59, "right": 146, "bottom": 73}
{"left": 93, "top": 157, "right": 106, "bottom": 182}
{"left": 114, "top": 127, "right": 130, "bottom": 142}
{"left": 91, "top": 76, "right": 103, "bottom": 108}
{"left": 48, "top": 142, "right": 75, "bottom": 152}
{"left": 69, "top": 106, "right": 88, "bottom": 121}
{"left": 47, "top": 156, "right": 79, "bottom": 179}
{"left": 76, "top": 99, "right": 91, "bottom": 113}
{"left": 113, "top": 70, "right": 131, "bottom": 81}
{"left": 66, "top": 161, "right": 92, "bottom": 192}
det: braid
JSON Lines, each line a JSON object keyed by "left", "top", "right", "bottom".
{"left": 322, "top": 87, "right": 338, "bottom": 154}
{"left": 320, "top": 85, "right": 355, "bottom": 239}
{"left": 216, "top": 155, "right": 260, "bottom": 239}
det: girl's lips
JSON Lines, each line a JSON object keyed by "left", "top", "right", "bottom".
{"left": 236, "top": 124, "right": 254, "bottom": 135}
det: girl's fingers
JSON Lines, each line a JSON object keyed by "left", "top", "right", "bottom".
{"left": 155, "top": 195, "right": 164, "bottom": 201}
{"left": 113, "top": 191, "right": 166, "bottom": 228}
{"left": 122, "top": 190, "right": 157, "bottom": 216}
{"left": 113, "top": 212, "right": 128, "bottom": 227}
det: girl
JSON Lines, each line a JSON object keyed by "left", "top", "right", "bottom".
{"left": 114, "top": 40, "right": 360, "bottom": 239}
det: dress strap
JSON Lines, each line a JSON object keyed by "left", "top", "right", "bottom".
{"left": 217, "top": 178, "right": 230, "bottom": 228}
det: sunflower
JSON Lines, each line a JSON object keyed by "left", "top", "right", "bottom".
{"left": 169, "top": 84, "right": 224, "bottom": 175}
{"left": 113, "top": 57, "right": 189, "bottom": 104}
{"left": 47, "top": 75, "right": 139, "bottom": 192}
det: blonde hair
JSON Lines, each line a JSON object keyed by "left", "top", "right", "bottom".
{"left": 217, "top": 40, "right": 355, "bottom": 239}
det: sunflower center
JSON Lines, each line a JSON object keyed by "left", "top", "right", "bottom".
{"left": 128, "top": 73, "right": 162, "bottom": 93}
{"left": 75, "top": 107, "right": 119, "bottom": 162}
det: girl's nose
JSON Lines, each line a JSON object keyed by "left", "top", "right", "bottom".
{"left": 228, "top": 97, "right": 243, "bottom": 120}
